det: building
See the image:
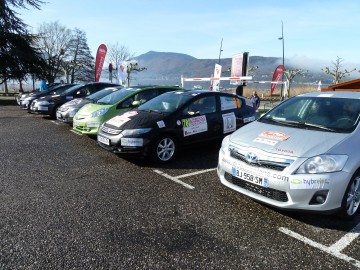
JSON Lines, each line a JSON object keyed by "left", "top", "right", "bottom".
{"left": 321, "top": 78, "right": 360, "bottom": 92}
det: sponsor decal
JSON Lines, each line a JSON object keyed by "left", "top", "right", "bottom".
{"left": 182, "top": 115, "right": 208, "bottom": 137}
{"left": 106, "top": 111, "right": 137, "bottom": 128}
{"left": 254, "top": 137, "right": 278, "bottom": 146}
{"left": 259, "top": 131, "right": 290, "bottom": 141}
{"left": 289, "top": 177, "right": 330, "bottom": 189}
{"left": 157, "top": 120, "right": 165, "bottom": 128}
{"left": 121, "top": 138, "right": 143, "bottom": 147}
{"left": 275, "top": 148, "right": 294, "bottom": 154}
{"left": 222, "top": 112, "right": 236, "bottom": 133}
{"left": 223, "top": 157, "right": 289, "bottom": 182}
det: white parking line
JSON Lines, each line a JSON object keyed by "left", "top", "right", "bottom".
{"left": 70, "top": 129, "right": 83, "bottom": 136}
{"left": 51, "top": 120, "right": 59, "bottom": 125}
{"left": 177, "top": 168, "right": 216, "bottom": 179}
{"left": 279, "top": 223, "right": 360, "bottom": 268}
{"left": 153, "top": 170, "right": 195, "bottom": 190}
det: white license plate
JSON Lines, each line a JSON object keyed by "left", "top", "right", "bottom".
{"left": 98, "top": 135, "right": 110, "bottom": 146}
{"left": 38, "top": 106, "right": 47, "bottom": 111}
{"left": 56, "top": 112, "right": 61, "bottom": 119}
{"left": 232, "top": 167, "right": 268, "bottom": 187}
{"left": 73, "top": 121, "right": 80, "bottom": 127}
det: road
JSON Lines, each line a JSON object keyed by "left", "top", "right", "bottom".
{"left": 1, "top": 102, "right": 359, "bottom": 269}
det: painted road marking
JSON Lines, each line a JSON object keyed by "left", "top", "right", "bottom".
{"left": 153, "top": 168, "right": 216, "bottom": 190}
{"left": 279, "top": 222, "right": 360, "bottom": 268}
{"left": 70, "top": 129, "right": 83, "bottom": 136}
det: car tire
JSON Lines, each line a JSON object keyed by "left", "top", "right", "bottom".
{"left": 151, "top": 135, "right": 177, "bottom": 163}
{"left": 51, "top": 106, "right": 61, "bottom": 119}
{"left": 338, "top": 170, "right": 360, "bottom": 220}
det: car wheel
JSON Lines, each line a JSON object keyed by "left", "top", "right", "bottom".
{"left": 152, "top": 135, "right": 177, "bottom": 163}
{"left": 338, "top": 171, "right": 360, "bottom": 220}
{"left": 51, "top": 106, "right": 61, "bottom": 119}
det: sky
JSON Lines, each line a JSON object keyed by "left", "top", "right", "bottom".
{"left": 16, "top": 0, "right": 360, "bottom": 72}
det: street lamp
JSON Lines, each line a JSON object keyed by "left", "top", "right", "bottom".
{"left": 278, "top": 20, "right": 285, "bottom": 99}
{"left": 218, "top": 38, "right": 223, "bottom": 64}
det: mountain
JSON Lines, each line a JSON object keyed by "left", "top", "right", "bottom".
{"left": 129, "top": 51, "right": 332, "bottom": 88}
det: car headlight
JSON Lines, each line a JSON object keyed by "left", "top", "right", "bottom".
{"left": 90, "top": 108, "right": 109, "bottom": 118}
{"left": 121, "top": 128, "right": 152, "bottom": 136}
{"left": 296, "top": 155, "right": 348, "bottom": 174}
{"left": 37, "top": 100, "right": 54, "bottom": 106}
{"left": 220, "top": 135, "right": 231, "bottom": 154}
{"left": 24, "top": 96, "right": 36, "bottom": 101}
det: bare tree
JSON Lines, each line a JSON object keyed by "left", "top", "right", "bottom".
{"left": 36, "top": 21, "right": 72, "bottom": 83}
{"left": 107, "top": 43, "right": 135, "bottom": 83}
{"left": 322, "top": 56, "right": 357, "bottom": 84}
{"left": 283, "top": 69, "right": 306, "bottom": 98}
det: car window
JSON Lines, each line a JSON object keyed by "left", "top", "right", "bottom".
{"left": 262, "top": 96, "right": 360, "bottom": 132}
{"left": 183, "top": 96, "right": 216, "bottom": 115}
{"left": 97, "top": 89, "right": 135, "bottom": 105}
{"left": 134, "top": 89, "right": 158, "bottom": 104}
{"left": 138, "top": 92, "right": 193, "bottom": 113}
{"left": 119, "top": 97, "right": 134, "bottom": 108}
{"left": 220, "top": 95, "right": 241, "bottom": 111}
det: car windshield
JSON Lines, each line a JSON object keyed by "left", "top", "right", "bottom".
{"left": 86, "top": 87, "right": 120, "bottom": 102}
{"left": 62, "top": 84, "right": 84, "bottom": 95}
{"left": 96, "top": 88, "right": 136, "bottom": 105}
{"left": 260, "top": 96, "right": 360, "bottom": 133}
{"left": 138, "top": 91, "right": 193, "bottom": 113}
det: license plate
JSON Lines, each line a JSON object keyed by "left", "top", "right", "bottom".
{"left": 56, "top": 112, "right": 61, "bottom": 119}
{"left": 38, "top": 106, "right": 47, "bottom": 111}
{"left": 232, "top": 167, "right": 267, "bottom": 187}
{"left": 73, "top": 121, "right": 80, "bottom": 127}
{"left": 98, "top": 135, "right": 110, "bottom": 146}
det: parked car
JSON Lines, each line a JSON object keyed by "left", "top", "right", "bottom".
{"left": 30, "top": 82, "right": 119, "bottom": 118}
{"left": 73, "top": 85, "right": 182, "bottom": 136}
{"left": 97, "top": 89, "right": 257, "bottom": 163}
{"left": 19, "top": 84, "right": 77, "bottom": 110}
{"left": 56, "top": 86, "right": 123, "bottom": 123}
{"left": 217, "top": 91, "right": 360, "bottom": 219}
{"left": 16, "top": 82, "right": 62, "bottom": 105}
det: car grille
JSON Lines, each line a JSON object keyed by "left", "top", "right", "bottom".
{"left": 230, "top": 149, "right": 288, "bottom": 171}
{"left": 224, "top": 172, "right": 288, "bottom": 202}
{"left": 101, "top": 126, "right": 121, "bottom": 135}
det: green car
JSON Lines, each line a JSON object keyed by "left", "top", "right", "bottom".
{"left": 73, "top": 85, "right": 182, "bottom": 135}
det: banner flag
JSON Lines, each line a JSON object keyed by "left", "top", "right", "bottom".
{"left": 270, "top": 65, "right": 285, "bottom": 95}
{"left": 95, "top": 44, "right": 107, "bottom": 82}
{"left": 212, "top": 64, "right": 222, "bottom": 91}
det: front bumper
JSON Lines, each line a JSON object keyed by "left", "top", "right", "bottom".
{"left": 97, "top": 129, "right": 152, "bottom": 156}
{"left": 217, "top": 148, "right": 350, "bottom": 213}
{"left": 73, "top": 118, "right": 102, "bottom": 135}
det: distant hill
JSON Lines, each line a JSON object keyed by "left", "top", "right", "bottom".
{"left": 127, "top": 51, "right": 332, "bottom": 88}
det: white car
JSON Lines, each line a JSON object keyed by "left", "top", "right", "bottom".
{"left": 217, "top": 91, "right": 360, "bottom": 219}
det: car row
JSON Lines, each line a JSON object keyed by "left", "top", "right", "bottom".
{"left": 20, "top": 84, "right": 360, "bottom": 219}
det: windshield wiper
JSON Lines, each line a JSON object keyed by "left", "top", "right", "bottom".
{"left": 263, "top": 118, "right": 336, "bottom": 131}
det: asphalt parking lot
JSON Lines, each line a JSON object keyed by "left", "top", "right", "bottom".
{"left": 1, "top": 101, "right": 360, "bottom": 269}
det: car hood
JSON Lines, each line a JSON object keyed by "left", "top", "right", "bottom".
{"left": 105, "top": 110, "right": 166, "bottom": 129}
{"left": 62, "top": 98, "right": 89, "bottom": 109}
{"left": 229, "top": 121, "right": 349, "bottom": 158}
{"left": 76, "top": 103, "right": 112, "bottom": 116}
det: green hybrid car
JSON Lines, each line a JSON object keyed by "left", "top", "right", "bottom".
{"left": 73, "top": 85, "right": 182, "bottom": 135}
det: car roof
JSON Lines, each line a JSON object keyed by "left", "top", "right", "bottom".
{"left": 299, "top": 91, "right": 360, "bottom": 99}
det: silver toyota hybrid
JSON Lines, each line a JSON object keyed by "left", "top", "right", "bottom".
{"left": 217, "top": 91, "right": 360, "bottom": 219}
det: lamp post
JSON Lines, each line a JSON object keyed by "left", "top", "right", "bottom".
{"left": 278, "top": 20, "right": 285, "bottom": 99}
{"left": 218, "top": 38, "right": 223, "bottom": 64}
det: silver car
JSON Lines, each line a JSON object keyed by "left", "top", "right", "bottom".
{"left": 217, "top": 91, "right": 360, "bottom": 219}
